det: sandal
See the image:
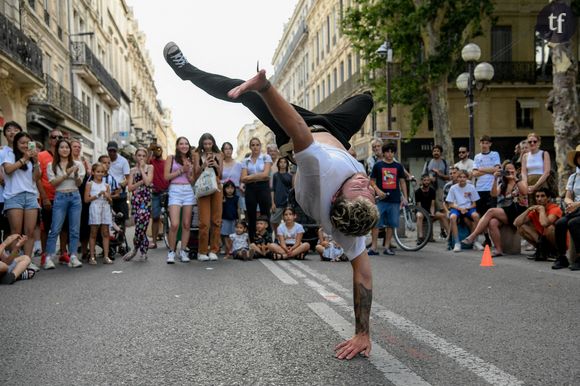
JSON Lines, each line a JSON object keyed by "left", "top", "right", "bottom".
{"left": 272, "top": 253, "right": 283, "bottom": 260}
{"left": 88, "top": 256, "right": 97, "bottom": 265}
{"left": 103, "top": 256, "right": 113, "bottom": 264}
{"left": 19, "top": 268, "right": 36, "bottom": 281}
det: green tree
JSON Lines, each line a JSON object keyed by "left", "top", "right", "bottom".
{"left": 342, "top": 0, "right": 494, "bottom": 161}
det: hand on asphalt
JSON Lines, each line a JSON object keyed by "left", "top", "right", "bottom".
{"left": 334, "top": 333, "right": 371, "bottom": 360}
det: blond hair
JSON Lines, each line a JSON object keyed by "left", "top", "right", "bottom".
{"left": 330, "top": 197, "right": 379, "bottom": 236}
{"left": 527, "top": 132, "right": 541, "bottom": 142}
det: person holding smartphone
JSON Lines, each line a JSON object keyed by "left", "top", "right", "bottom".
{"left": 2, "top": 132, "right": 41, "bottom": 261}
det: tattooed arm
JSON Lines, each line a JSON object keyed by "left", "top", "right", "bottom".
{"left": 335, "top": 251, "right": 372, "bottom": 360}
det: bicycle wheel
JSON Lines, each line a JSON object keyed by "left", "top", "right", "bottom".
{"left": 394, "top": 205, "right": 432, "bottom": 251}
{"left": 163, "top": 208, "right": 171, "bottom": 249}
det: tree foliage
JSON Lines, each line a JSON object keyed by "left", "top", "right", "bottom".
{"left": 342, "top": 0, "right": 495, "bottom": 138}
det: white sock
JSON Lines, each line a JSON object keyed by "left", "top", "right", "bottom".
{"left": 33, "top": 240, "right": 42, "bottom": 253}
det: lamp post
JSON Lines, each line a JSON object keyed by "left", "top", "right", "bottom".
{"left": 456, "top": 43, "right": 494, "bottom": 156}
{"left": 376, "top": 40, "right": 393, "bottom": 131}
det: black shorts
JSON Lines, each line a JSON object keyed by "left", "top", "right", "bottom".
{"left": 502, "top": 203, "right": 526, "bottom": 225}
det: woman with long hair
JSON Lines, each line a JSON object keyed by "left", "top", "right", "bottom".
{"left": 123, "top": 148, "right": 153, "bottom": 261}
{"left": 43, "top": 139, "right": 85, "bottom": 268}
{"left": 241, "top": 137, "right": 272, "bottom": 241}
{"left": 1, "top": 132, "right": 41, "bottom": 261}
{"left": 521, "top": 133, "right": 551, "bottom": 204}
{"left": 164, "top": 136, "right": 195, "bottom": 264}
{"left": 462, "top": 161, "right": 528, "bottom": 256}
{"left": 193, "top": 133, "right": 223, "bottom": 261}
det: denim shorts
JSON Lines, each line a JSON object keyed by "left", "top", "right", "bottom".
{"left": 151, "top": 192, "right": 166, "bottom": 219}
{"left": 377, "top": 201, "right": 400, "bottom": 229}
{"left": 221, "top": 219, "right": 235, "bottom": 236}
{"left": 449, "top": 208, "right": 477, "bottom": 219}
{"left": 4, "top": 192, "right": 40, "bottom": 211}
{"left": 168, "top": 184, "right": 195, "bottom": 206}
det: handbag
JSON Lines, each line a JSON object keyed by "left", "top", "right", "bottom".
{"left": 194, "top": 167, "right": 219, "bottom": 198}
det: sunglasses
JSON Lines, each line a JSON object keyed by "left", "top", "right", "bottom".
{"left": 51, "top": 135, "right": 63, "bottom": 140}
{"left": 528, "top": 140, "right": 538, "bottom": 144}
{"left": 458, "top": 151, "right": 467, "bottom": 154}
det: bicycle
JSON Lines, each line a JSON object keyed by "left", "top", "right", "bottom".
{"left": 393, "top": 178, "right": 433, "bottom": 251}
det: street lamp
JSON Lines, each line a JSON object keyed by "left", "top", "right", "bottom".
{"left": 376, "top": 40, "right": 393, "bottom": 131}
{"left": 456, "top": 43, "right": 494, "bottom": 156}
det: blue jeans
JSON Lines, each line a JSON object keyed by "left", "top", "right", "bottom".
{"left": 46, "top": 191, "right": 82, "bottom": 256}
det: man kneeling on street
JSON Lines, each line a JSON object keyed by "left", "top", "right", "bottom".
{"left": 514, "top": 187, "right": 562, "bottom": 261}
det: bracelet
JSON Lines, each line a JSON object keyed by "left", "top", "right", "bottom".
{"left": 258, "top": 80, "right": 271, "bottom": 93}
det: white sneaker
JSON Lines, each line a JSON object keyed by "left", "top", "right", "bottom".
{"left": 473, "top": 241, "right": 485, "bottom": 251}
{"left": 198, "top": 253, "right": 209, "bottom": 261}
{"left": 166, "top": 251, "right": 176, "bottom": 264}
{"left": 42, "top": 258, "right": 55, "bottom": 270}
{"left": 179, "top": 250, "right": 190, "bottom": 263}
{"left": 453, "top": 243, "right": 462, "bottom": 252}
{"left": 68, "top": 255, "right": 82, "bottom": 268}
{"left": 208, "top": 252, "right": 218, "bottom": 261}
{"left": 29, "top": 262, "right": 41, "bottom": 272}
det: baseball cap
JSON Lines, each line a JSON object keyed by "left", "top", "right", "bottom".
{"left": 107, "top": 141, "right": 119, "bottom": 150}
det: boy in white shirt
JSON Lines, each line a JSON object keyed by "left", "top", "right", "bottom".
{"left": 446, "top": 170, "right": 482, "bottom": 252}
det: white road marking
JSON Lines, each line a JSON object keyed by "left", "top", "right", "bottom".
{"left": 278, "top": 261, "right": 307, "bottom": 278}
{"left": 308, "top": 302, "right": 431, "bottom": 386}
{"left": 290, "top": 262, "right": 524, "bottom": 386}
{"left": 259, "top": 259, "right": 298, "bottom": 285}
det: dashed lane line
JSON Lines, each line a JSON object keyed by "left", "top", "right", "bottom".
{"left": 289, "top": 261, "right": 524, "bottom": 386}
{"left": 258, "top": 259, "right": 298, "bottom": 285}
{"left": 308, "top": 302, "right": 431, "bottom": 386}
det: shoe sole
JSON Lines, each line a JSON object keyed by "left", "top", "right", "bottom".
{"left": 163, "top": 41, "right": 179, "bottom": 58}
{"left": 166, "top": 261, "right": 175, "bottom": 264}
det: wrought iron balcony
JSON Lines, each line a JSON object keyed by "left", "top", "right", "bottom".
{"left": 0, "top": 12, "right": 43, "bottom": 79}
{"left": 489, "top": 61, "right": 552, "bottom": 84}
{"left": 272, "top": 20, "right": 308, "bottom": 85}
{"left": 43, "top": 74, "right": 90, "bottom": 128}
{"left": 312, "top": 71, "right": 362, "bottom": 113}
{"left": 70, "top": 41, "right": 121, "bottom": 103}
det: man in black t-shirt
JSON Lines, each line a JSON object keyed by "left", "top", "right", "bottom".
{"left": 415, "top": 174, "right": 449, "bottom": 243}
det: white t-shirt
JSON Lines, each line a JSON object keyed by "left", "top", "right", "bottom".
{"left": 47, "top": 160, "right": 86, "bottom": 192}
{"left": 229, "top": 232, "right": 249, "bottom": 251}
{"left": 473, "top": 151, "right": 501, "bottom": 192}
{"left": 294, "top": 142, "right": 366, "bottom": 260}
{"left": 446, "top": 183, "right": 480, "bottom": 209}
{"left": 221, "top": 161, "right": 243, "bottom": 186}
{"left": 276, "top": 222, "right": 305, "bottom": 245}
{"left": 1, "top": 149, "right": 38, "bottom": 199}
{"left": 109, "top": 155, "right": 130, "bottom": 189}
{"left": 566, "top": 169, "right": 580, "bottom": 202}
{"left": 0, "top": 146, "right": 9, "bottom": 203}
{"left": 454, "top": 158, "right": 474, "bottom": 173}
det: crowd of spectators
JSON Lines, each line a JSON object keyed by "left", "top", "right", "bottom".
{"left": 1, "top": 117, "right": 578, "bottom": 286}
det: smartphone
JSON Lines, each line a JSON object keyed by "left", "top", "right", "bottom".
{"left": 28, "top": 141, "right": 36, "bottom": 151}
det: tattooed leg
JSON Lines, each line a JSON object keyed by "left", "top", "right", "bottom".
{"left": 354, "top": 283, "right": 372, "bottom": 335}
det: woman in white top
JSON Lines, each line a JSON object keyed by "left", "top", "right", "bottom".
{"left": 43, "top": 139, "right": 85, "bottom": 269}
{"left": 1, "top": 132, "right": 40, "bottom": 260}
{"left": 241, "top": 137, "right": 272, "bottom": 241}
{"left": 521, "top": 133, "right": 551, "bottom": 204}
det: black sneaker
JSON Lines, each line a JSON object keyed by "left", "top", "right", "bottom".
{"left": 163, "top": 42, "right": 192, "bottom": 80}
{"left": 552, "top": 256, "right": 570, "bottom": 270}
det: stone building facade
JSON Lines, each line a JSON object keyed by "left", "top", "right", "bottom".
{"left": 269, "top": 0, "right": 571, "bottom": 176}
{"left": 0, "top": 0, "right": 176, "bottom": 161}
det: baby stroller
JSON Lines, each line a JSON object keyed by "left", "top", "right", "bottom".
{"left": 288, "top": 189, "right": 319, "bottom": 251}
{"left": 96, "top": 209, "right": 130, "bottom": 259}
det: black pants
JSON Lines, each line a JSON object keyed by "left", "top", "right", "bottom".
{"left": 178, "top": 63, "right": 374, "bottom": 150}
{"left": 245, "top": 181, "right": 271, "bottom": 242}
{"left": 555, "top": 208, "right": 580, "bottom": 256}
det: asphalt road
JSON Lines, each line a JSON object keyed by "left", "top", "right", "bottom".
{"left": 1, "top": 239, "right": 579, "bottom": 385}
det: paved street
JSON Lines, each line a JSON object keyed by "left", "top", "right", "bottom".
{"left": 1, "top": 239, "right": 579, "bottom": 385}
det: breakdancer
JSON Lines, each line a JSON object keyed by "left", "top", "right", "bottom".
{"left": 165, "top": 42, "right": 378, "bottom": 360}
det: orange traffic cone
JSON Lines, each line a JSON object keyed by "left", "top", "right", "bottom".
{"left": 480, "top": 245, "right": 494, "bottom": 267}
